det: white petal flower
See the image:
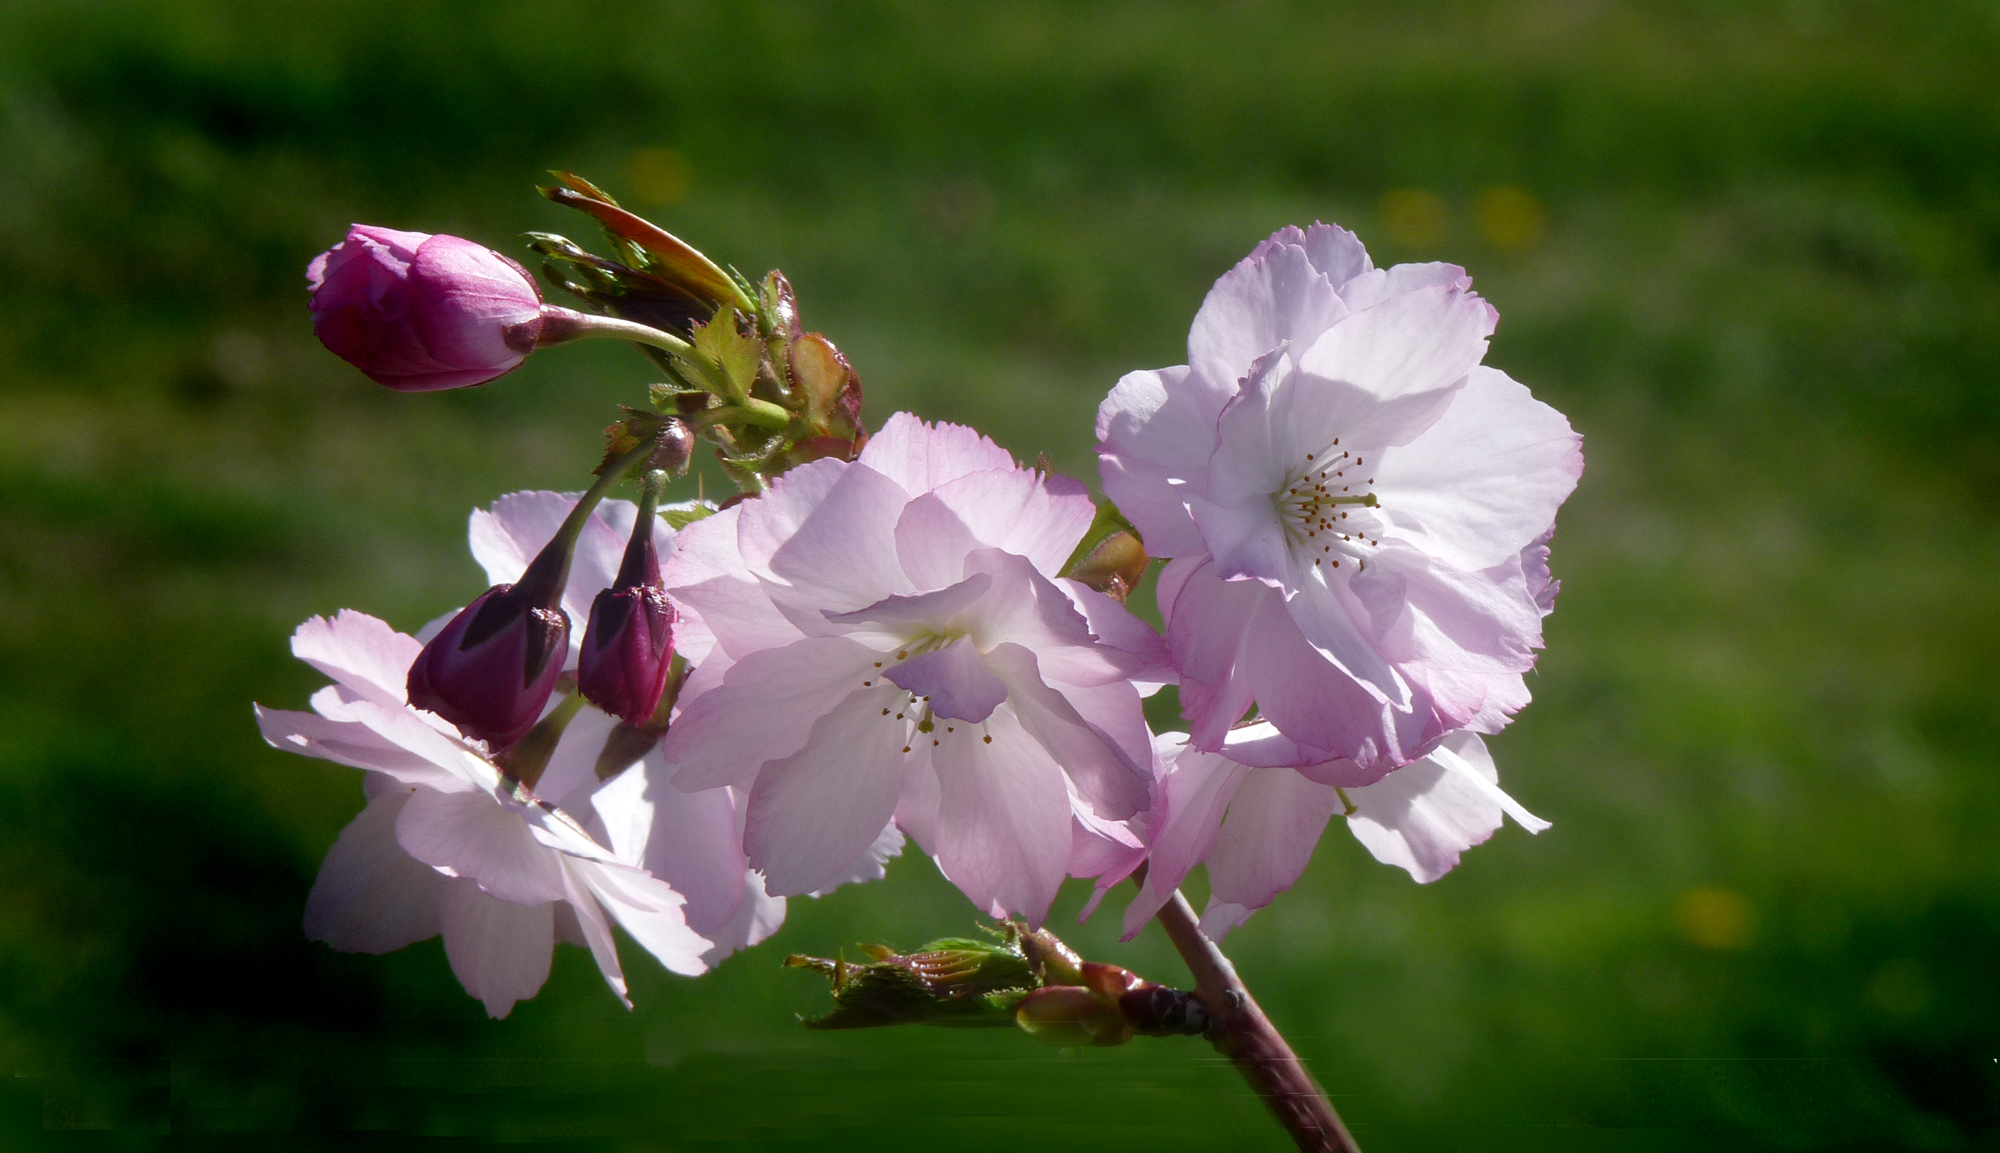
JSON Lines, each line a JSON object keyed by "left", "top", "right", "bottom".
{"left": 1098, "top": 224, "right": 1582, "bottom": 771}
{"left": 658, "top": 413, "right": 1167, "bottom": 926}
{"left": 261, "top": 605, "right": 752, "bottom": 1018}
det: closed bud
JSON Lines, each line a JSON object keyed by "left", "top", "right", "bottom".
{"left": 578, "top": 499, "right": 676, "bottom": 726}
{"left": 784, "top": 928, "right": 1039, "bottom": 1031}
{"left": 407, "top": 547, "right": 571, "bottom": 751}
{"left": 649, "top": 419, "right": 695, "bottom": 477}
{"left": 1064, "top": 530, "right": 1149, "bottom": 603}
{"left": 308, "top": 225, "right": 545, "bottom": 392}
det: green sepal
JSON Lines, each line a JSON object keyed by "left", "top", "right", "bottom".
{"left": 660, "top": 501, "right": 719, "bottom": 530}
{"left": 689, "top": 311, "right": 764, "bottom": 403}
{"left": 597, "top": 406, "right": 689, "bottom": 476}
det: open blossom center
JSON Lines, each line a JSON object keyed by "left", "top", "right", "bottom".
{"left": 853, "top": 632, "right": 999, "bottom": 754}
{"left": 1275, "top": 441, "right": 1381, "bottom": 571}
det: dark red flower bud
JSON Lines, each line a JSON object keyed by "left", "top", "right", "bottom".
{"left": 307, "top": 225, "right": 544, "bottom": 392}
{"left": 577, "top": 500, "right": 676, "bottom": 725}
{"left": 407, "top": 549, "right": 571, "bottom": 751}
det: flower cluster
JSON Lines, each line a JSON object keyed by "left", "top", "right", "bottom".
{"left": 266, "top": 199, "right": 1579, "bottom": 1016}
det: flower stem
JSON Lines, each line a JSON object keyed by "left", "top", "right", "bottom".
{"left": 690, "top": 398, "right": 794, "bottom": 432}
{"left": 1152, "top": 888, "right": 1361, "bottom": 1153}
{"left": 535, "top": 306, "right": 732, "bottom": 397}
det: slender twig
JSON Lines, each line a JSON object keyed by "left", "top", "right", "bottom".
{"left": 1153, "top": 888, "right": 1361, "bottom": 1153}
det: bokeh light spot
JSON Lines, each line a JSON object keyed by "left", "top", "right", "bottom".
{"left": 1473, "top": 185, "right": 1546, "bottom": 251}
{"left": 1378, "top": 188, "right": 1449, "bottom": 247}
{"left": 1674, "top": 887, "right": 1755, "bottom": 950}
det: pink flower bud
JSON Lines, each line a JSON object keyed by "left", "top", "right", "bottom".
{"left": 407, "top": 557, "right": 571, "bottom": 750}
{"left": 577, "top": 510, "right": 677, "bottom": 726}
{"left": 307, "top": 225, "right": 545, "bottom": 392}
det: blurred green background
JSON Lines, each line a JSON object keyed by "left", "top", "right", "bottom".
{"left": 1, "top": 1, "right": 1996, "bottom": 1148}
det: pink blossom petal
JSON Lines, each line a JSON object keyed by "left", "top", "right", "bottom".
{"left": 1122, "top": 739, "right": 1244, "bottom": 939}
{"left": 395, "top": 787, "right": 567, "bottom": 906}
{"left": 556, "top": 857, "right": 631, "bottom": 1008}
{"left": 570, "top": 856, "right": 710, "bottom": 978}
{"left": 907, "top": 468, "right": 1097, "bottom": 579}
{"left": 765, "top": 462, "right": 916, "bottom": 611}
{"left": 810, "top": 821, "right": 907, "bottom": 897}
{"left": 409, "top": 234, "right": 543, "bottom": 369}
{"left": 858, "top": 412, "right": 1019, "bottom": 493}
{"left": 1068, "top": 800, "right": 1148, "bottom": 895}
{"left": 660, "top": 635, "right": 879, "bottom": 791}
{"left": 1344, "top": 732, "right": 1535, "bottom": 882}
{"left": 1428, "top": 732, "right": 1550, "bottom": 832}
{"left": 346, "top": 224, "right": 431, "bottom": 260}
{"left": 1300, "top": 223, "right": 1374, "bottom": 286}
{"left": 930, "top": 702, "right": 1074, "bottom": 925}
{"left": 600, "top": 751, "right": 748, "bottom": 938}
{"left": 743, "top": 686, "right": 911, "bottom": 896}
{"left": 883, "top": 638, "right": 1009, "bottom": 723}
{"left": 1057, "top": 579, "right": 1175, "bottom": 691}
{"left": 531, "top": 704, "right": 622, "bottom": 811}
{"left": 660, "top": 503, "right": 750, "bottom": 585}
{"left": 822, "top": 572, "right": 994, "bottom": 647}
{"left": 1197, "top": 902, "right": 1257, "bottom": 939}
{"left": 1201, "top": 767, "right": 1346, "bottom": 930}
{"left": 1053, "top": 678, "right": 1162, "bottom": 805}
{"left": 1280, "top": 567, "right": 1413, "bottom": 706}
{"left": 1372, "top": 365, "right": 1584, "bottom": 571}
{"left": 1193, "top": 349, "right": 1299, "bottom": 582}
{"left": 983, "top": 642, "right": 1151, "bottom": 821}
{"left": 955, "top": 550, "right": 1133, "bottom": 687}
{"left": 305, "top": 694, "right": 492, "bottom": 790}
{"left": 1219, "top": 722, "right": 1387, "bottom": 787}
{"left": 290, "top": 611, "right": 422, "bottom": 708}
{"left": 698, "top": 872, "right": 788, "bottom": 962}
{"left": 303, "top": 789, "right": 444, "bottom": 953}
{"left": 1296, "top": 282, "right": 1493, "bottom": 404}
{"left": 438, "top": 878, "right": 554, "bottom": 1019}
{"left": 255, "top": 704, "right": 466, "bottom": 793}
{"left": 1346, "top": 545, "right": 1542, "bottom": 728}
{"left": 1333, "top": 261, "right": 1473, "bottom": 314}
{"left": 733, "top": 457, "right": 847, "bottom": 574}
{"left": 667, "top": 573, "right": 803, "bottom": 661}
{"left": 1166, "top": 560, "right": 1432, "bottom": 770}
{"left": 1247, "top": 585, "right": 1431, "bottom": 770}
{"left": 894, "top": 754, "right": 942, "bottom": 855}
{"left": 1522, "top": 527, "right": 1561, "bottom": 618}
{"left": 1189, "top": 240, "right": 1349, "bottom": 394}
{"left": 1096, "top": 365, "right": 1220, "bottom": 556}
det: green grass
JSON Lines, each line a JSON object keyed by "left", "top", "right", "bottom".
{"left": 0, "top": 1, "right": 1996, "bottom": 1147}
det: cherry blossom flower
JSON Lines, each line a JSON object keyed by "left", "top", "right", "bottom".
{"left": 256, "top": 611, "right": 721, "bottom": 1018}
{"left": 1097, "top": 223, "right": 1583, "bottom": 770}
{"left": 453, "top": 489, "right": 901, "bottom": 943}
{"left": 657, "top": 413, "right": 1171, "bottom": 926}
{"left": 1124, "top": 723, "right": 1548, "bottom": 941}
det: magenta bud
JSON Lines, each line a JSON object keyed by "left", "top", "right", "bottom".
{"left": 577, "top": 509, "right": 676, "bottom": 725}
{"left": 408, "top": 565, "right": 571, "bottom": 751}
{"left": 307, "top": 225, "right": 545, "bottom": 392}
